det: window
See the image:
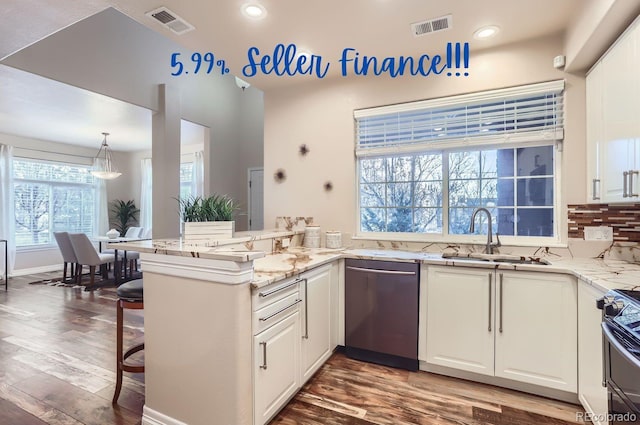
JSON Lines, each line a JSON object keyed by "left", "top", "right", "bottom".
{"left": 13, "top": 159, "right": 96, "bottom": 247}
{"left": 355, "top": 81, "right": 563, "bottom": 241}
{"left": 180, "top": 162, "right": 194, "bottom": 199}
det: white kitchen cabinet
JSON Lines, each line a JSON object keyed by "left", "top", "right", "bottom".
{"left": 253, "top": 311, "right": 301, "bottom": 425}
{"left": 587, "top": 16, "right": 640, "bottom": 203}
{"left": 495, "top": 271, "right": 577, "bottom": 392}
{"left": 578, "top": 281, "right": 609, "bottom": 425}
{"left": 300, "top": 264, "right": 333, "bottom": 383}
{"left": 426, "top": 266, "right": 495, "bottom": 376}
{"left": 426, "top": 266, "right": 577, "bottom": 393}
{"left": 586, "top": 63, "right": 603, "bottom": 201}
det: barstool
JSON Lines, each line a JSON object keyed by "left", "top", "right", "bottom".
{"left": 113, "top": 279, "right": 144, "bottom": 404}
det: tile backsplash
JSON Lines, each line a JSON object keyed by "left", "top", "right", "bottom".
{"left": 568, "top": 203, "right": 640, "bottom": 241}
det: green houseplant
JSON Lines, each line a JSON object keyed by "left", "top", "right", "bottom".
{"left": 178, "top": 194, "right": 238, "bottom": 241}
{"left": 109, "top": 199, "right": 140, "bottom": 236}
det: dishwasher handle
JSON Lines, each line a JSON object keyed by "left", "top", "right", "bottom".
{"left": 346, "top": 266, "right": 416, "bottom": 276}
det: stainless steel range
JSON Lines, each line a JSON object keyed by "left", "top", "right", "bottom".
{"left": 597, "top": 289, "right": 640, "bottom": 424}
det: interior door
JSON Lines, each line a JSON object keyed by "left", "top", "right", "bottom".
{"left": 249, "top": 168, "right": 264, "bottom": 230}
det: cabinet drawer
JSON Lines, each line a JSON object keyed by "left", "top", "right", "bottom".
{"left": 252, "top": 276, "right": 302, "bottom": 311}
{"left": 253, "top": 293, "right": 302, "bottom": 335}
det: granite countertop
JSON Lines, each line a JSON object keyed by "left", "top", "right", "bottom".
{"left": 251, "top": 247, "right": 640, "bottom": 293}
{"left": 107, "top": 239, "right": 267, "bottom": 263}
{"left": 106, "top": 229, "right": 305, "bottom": 262}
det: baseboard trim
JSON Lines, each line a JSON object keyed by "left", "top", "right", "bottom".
{"left": 142, "top": 405, "right": 188, "bottom": 425}
{"left": 11, "top": 264, "right": 62, "bottom": 277}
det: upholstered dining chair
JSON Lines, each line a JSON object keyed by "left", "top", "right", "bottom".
{"left": 124, "top": 227, "right": 143, "bottom": 238}
{"left": 53, "top": 232, "right": 78, "bottom": 284}
{"left": 68, "top": 233, "right": 115, "bottom": 288}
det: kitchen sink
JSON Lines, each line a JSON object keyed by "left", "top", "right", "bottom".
{"left": 441, "top": 254, "right": 550, "bottom": 266}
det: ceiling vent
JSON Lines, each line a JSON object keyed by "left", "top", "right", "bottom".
{"left": 411, "top": 14, "right": 452, "bottom": 37}
{"left": 145, "top": 7, "right": 195, "bottom": 35}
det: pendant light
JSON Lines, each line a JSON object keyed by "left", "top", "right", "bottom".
{"left": 90, "top": 132, "right": 122, "bottom": 180}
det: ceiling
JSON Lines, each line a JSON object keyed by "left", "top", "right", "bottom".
{"left": 0, "top": 0, "right": 603, "bottom": 151}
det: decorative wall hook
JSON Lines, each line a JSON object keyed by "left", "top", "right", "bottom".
{"left": 274, "top": 169, "right": 286, "bottom": 183}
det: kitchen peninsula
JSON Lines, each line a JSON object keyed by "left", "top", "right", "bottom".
{"left": 113, "top": 230, "right": 640, "bottom": 425}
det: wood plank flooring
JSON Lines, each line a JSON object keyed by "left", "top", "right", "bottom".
{"left": 1, "top": 273, "right": 587, "bottom": 425}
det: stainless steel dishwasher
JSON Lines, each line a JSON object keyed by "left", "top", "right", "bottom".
{"left": 344, "top": 258, "right": 419, "bottom": 371}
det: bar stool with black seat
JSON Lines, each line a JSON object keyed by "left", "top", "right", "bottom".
{"left": 113, "top": 278, "right": 144, "bottom": 404}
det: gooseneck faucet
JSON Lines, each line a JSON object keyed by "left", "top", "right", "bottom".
{"left": 469, "top": 207, "right": 501, "bottom": 254}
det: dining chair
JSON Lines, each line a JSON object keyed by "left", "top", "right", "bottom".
{"left": 53, "top": 232, "right": 78, "bottom": 284}
{"left": 124, "top": 227, "right": 142, "bottom": 238}
{"left": 68, "top": 233, "right": 115, "bottom": 288}
{"left": 103, "top": 227, "right": 142, "bottom": 279}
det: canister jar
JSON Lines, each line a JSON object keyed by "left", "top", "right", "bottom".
{"left": 325, "top": 231, "right": 342, "bottom": 249}
{"left": 304, "top": 226, "right": 321, "bottom": 248}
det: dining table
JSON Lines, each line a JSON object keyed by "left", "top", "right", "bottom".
{"left": 94, "top": 236, "right": 147, "bottom": 285}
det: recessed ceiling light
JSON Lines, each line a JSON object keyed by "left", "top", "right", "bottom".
{"left": 473, "top": 25, "right": 499, "bottom": 39}
{"left": 242, "top": 3, "right": 266, "bottom": 19}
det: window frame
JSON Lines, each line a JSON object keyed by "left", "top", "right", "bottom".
{"left": 13, "top": 157, "right": 97, "bottom": 250}
{"left": 353, "top": 81, "right": 565, "bottom": 247}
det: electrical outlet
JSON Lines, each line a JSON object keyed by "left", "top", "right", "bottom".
{"left": 584, "top": 226, "right": 613, "bottom": 241}
{"left": 282, "top": 238, "right": 290, "bottom": 248}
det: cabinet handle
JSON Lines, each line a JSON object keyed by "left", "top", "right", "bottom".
{"left": 623, "top": 171, "right": 629, "bottom": 198}
{"left": 303, "top": 278, "right": 309, "bottom": 339}
{"left": 499, "top": 273, "right": 504, "bottom": 333}
{"left": 488, "top": 273, "right": 492, "bottom": 332}
{"left": 259, "top": 341, "right": 267, "bottom": 369}
{"left": 346, "top": 266, "right": 416, "bottom": 275}
{"left": 258, "top": 279, "right": 301, "bottom": 298}
{"left": 258, "top": 299, "right": 302, "bottom": 322}
{"left": 592, "top": 179, "right": 600, "bottom": 200}
{"left": 630, "top": 170, "right": 639, "bottom": 197}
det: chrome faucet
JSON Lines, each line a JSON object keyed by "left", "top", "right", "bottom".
{"left": 469, "top": 207, "right": 501, "bottom": 254}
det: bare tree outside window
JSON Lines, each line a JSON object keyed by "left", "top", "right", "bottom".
{"left": 13, "top": 159, "right": 95, "bottom": 246}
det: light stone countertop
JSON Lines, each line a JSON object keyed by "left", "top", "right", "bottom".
{"left": 107, "top": 239, "right": 267, "bottom": 263}
{"left": 106, "top": 229, "right": 305, "bottom": 262}
{"left": 112, "top": 232, "right": 640, "bottom": 293}
{"left": 251, "top": 247, "right": 640, "bottom": 293}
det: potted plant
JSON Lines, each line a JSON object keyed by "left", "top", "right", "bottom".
{"left": 178, "top": 194, "right": 238, "bottom": 241}
{"left": 109, "top": 199, "right": 140, "bottom": 236}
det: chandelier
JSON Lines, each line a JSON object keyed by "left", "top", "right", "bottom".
{"left": 91, "top": 132, "right": 121, "bottom": 180}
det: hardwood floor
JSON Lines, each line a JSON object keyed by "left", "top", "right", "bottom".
{"left": 0, "top": 273, "right": 586, "bottom": 425}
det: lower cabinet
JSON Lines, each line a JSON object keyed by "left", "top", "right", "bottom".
{"left": 252, "top": 262, "right": 338, "bottom": 424}
{"left": 426, "top": 266, "right": 577, "bottom": 393}
{"left": 254, "top": 311, "right": 301, "bottom": 425}
{"left": 495, "top": 271, "right": 577, "bottom": 392}
{"left": 578, "top": 281, "right": 609, "bottom": 425}
{"left": 300, "top": 264, "right": 333, "bottom": 383}
{"left": 426, "top": 266, "right": 494, "bottom": 375}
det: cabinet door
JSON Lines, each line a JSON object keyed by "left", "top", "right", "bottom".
{"left": 586, "top": 63, "right": 603, "bottom": 202}
{"left": 300, "top": 265, "right": 332, "bottom": 383}
{"left": 426, "top": 266, "right": 494, "bottom": 376}
{"left": 600, "top": 22, "right": 640, "bottom": 203}
{"left": 578, "top": 282, "right": 609, "bottom": 425}
{"left": 254, "top": 312, "right": 300, "bottom": 425}
{"left": 495, "top": 271, "right": 577, "bottom": 392}
{"left": 601, "top": 139, "right": 635, "bottom": 202}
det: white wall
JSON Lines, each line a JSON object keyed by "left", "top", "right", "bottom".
{"left": 263, "top": 34, "right": 585, "bottom": 238}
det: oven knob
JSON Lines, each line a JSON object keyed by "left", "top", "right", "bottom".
{"left": 604, "top": 300, "right": 625, "bottom": 317}
{"left": 596, "top": 295, "right": 615, "bottom": 310}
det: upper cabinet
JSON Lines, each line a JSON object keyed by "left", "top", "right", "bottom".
{"left": 587, "top": 17, "right": 640, "bottom": 203}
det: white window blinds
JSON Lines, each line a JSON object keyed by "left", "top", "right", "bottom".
{"left": 354, "top": 80, "right": 564, "bottom": 156}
